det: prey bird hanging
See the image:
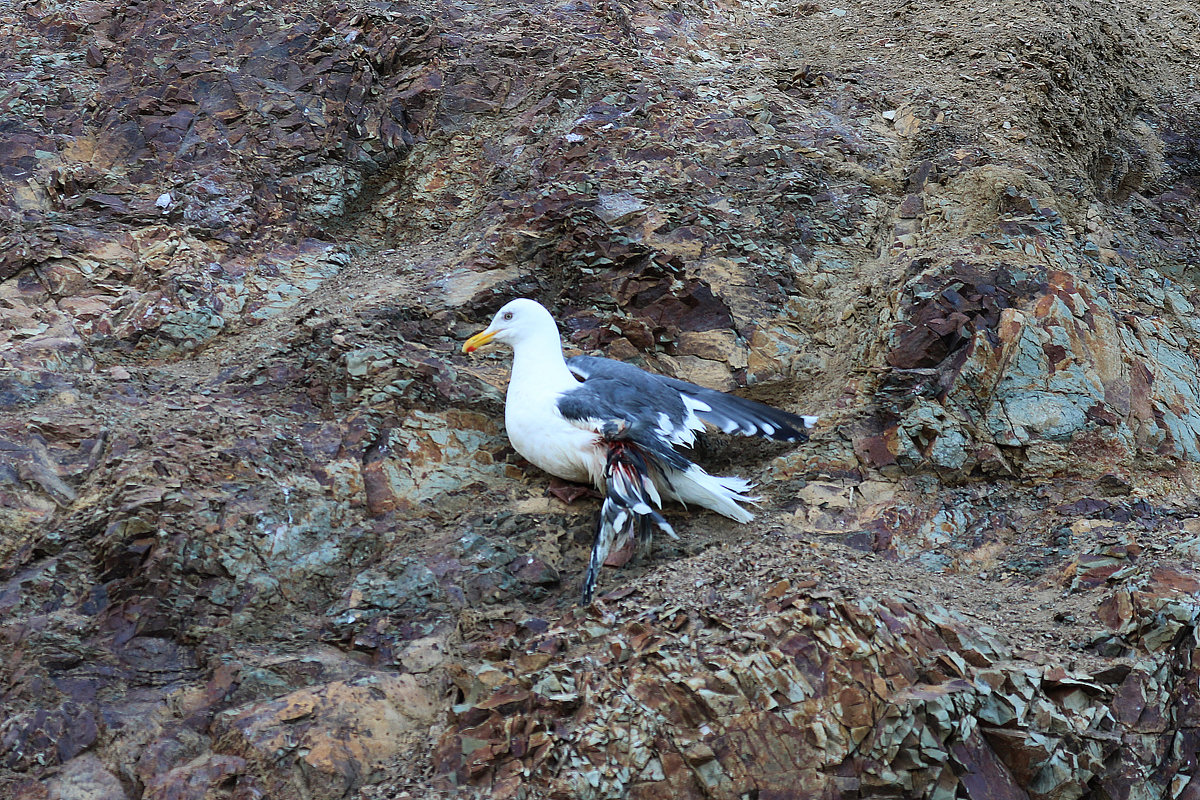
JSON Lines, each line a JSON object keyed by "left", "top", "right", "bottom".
{"left": 463, "top": 298, "right": 817, "bottom": 603}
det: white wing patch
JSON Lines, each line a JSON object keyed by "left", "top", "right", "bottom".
{"left": 675, "top": 395, "right": 710, "bottom": 446}
{"left": 656, "top": 412, "right": 674, "bottom": 439}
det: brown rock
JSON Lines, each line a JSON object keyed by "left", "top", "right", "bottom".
{"left": 952, "top": 730, "right": 1029, "bottom": 800}
{"left": 3, "top": 0, "right": 1200, "bottom": 797}
{"left": 215, "top": 675, "right": 437, "bottom": 794}
{"left": 142, "top": 754, "right": 247, "bottom": 800}
{"left": 44, "top": 754, "right": 128, "bottom": 800}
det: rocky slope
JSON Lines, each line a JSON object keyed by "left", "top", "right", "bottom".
{"left": 1, "top": 0, "right": 1199, "bottom": 797}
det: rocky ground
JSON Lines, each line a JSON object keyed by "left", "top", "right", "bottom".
{"left": 1, "top": 0, "right": 1199, "bottom": 797}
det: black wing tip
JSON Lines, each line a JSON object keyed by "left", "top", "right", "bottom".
{"left": 765, "top": 427, "right": 808, "bottom": 444}
{"left": 686, "top": 386, "right": 817, "bottom": 443}
{"left": 781, "top": 415, "right": 817, "bottom": 442}
{"left": 730, "top": 410, "right": 818, "bottom": 443}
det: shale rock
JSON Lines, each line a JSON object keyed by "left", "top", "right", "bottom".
{"left": 2, "top": 0, "right": 1200, "bottom": 797}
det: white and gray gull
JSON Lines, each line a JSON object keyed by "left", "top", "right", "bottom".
{"left": 462, "top": 298, "right": 817, "bottom": 603}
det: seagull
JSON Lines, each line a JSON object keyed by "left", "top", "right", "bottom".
{"left": 463, "top": 298, "right": 817, "bottom": 603}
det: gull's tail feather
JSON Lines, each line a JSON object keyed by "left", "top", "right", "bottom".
{"left": 582, "top": 437, "right": 675, "bottom": 604}
{"left": 663, "top": 464, "right": 757, "bottom": 523}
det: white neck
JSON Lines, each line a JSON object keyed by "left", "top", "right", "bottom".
{"left": 508, "top": 326, "right": 577, "bottom": 394}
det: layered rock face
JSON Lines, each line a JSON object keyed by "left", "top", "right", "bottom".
{"left": 1, "top": 0, "right": 1199, "bottom": 798}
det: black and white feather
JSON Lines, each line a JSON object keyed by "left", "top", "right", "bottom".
{"left": 580, "top": 422, "right": 677, "bottom": 604}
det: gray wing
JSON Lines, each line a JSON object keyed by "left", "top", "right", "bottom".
{"left": 556, "top": 359, "right": 696, "bottom": 471}
{"left": 567, "top": 355, "right": 816, "bottom": 443}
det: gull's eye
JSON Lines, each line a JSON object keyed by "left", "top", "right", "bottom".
{"left": 502, "top": 311, "right": 514, "bottom": 321}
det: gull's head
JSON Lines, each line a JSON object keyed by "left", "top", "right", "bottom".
{"left": 462, "top": 298, "right": 559, "bottom": 354}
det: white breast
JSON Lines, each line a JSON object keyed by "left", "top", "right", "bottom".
{"left": 505, "top": 381, "right": 603, "bottom": 485}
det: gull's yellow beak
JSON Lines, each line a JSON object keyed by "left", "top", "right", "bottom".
{"left": 462, "top": 329, "right": 497, "bottom": 354}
